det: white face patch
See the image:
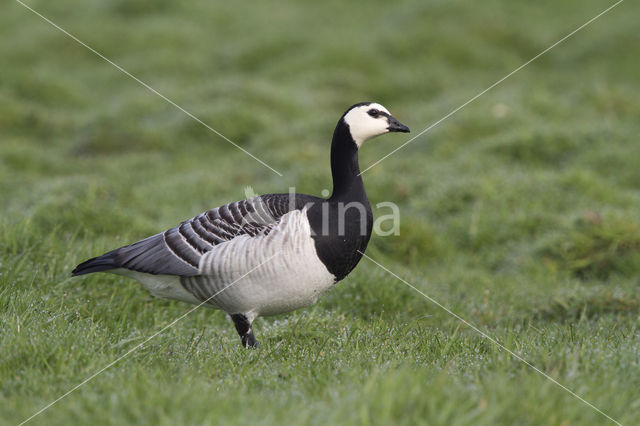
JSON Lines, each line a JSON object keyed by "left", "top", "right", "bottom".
{"left": 342, "top": 103, "right": 392, "bottom": 148}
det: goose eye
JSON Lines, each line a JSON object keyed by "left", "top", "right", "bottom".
{"left": 367, "top": 109, "right": 380, "bottom": 118}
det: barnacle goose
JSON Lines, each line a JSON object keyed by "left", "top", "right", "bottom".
{"left": 72, "top": 102, "right": 410, "bottom": 348}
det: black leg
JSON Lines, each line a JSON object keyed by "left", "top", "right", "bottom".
{"left": 230, "top": 313, "right": 259, "bottom": 348}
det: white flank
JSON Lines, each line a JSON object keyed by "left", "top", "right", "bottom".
{"left": 193, "top": 208, "right": 336, "bottom": 316}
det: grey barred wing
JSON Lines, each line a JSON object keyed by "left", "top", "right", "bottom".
{"left": 71, "top": 195, "right": 300, "bottom": 277}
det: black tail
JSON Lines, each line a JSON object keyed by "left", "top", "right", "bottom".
{"left": 71, "top": 232, "right": 199, "bottom": 277}
{"left": 71, "top": 251, "right": 119, "bottom": 276}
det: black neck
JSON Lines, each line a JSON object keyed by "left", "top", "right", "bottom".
{"left": 329, "top": 120, "right": 365, "bottom": 201}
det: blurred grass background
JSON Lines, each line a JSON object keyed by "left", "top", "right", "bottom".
{"left": 1, "top": 0, "right": 639, "bottom": 424}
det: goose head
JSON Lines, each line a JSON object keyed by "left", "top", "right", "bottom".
{"left": 341, "top": 102, "right": 410, "bottom": 148}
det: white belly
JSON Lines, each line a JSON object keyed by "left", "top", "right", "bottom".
{"left": 112, "top": 269, "right": 200, "bottom": 305}
{"left": 182, "top": 255, "right": 335, "bottom": 317}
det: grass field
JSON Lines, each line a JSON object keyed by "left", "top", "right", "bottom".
{"left": 2, "top": 0, "right": 640, "bottom": 424}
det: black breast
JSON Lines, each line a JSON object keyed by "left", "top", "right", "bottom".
{"left": 306, "top": 198, "right": 373, "bottom": 282}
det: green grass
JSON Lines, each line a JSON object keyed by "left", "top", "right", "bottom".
{"left": 2, "top": 0, "right": 640, "bottom": 424}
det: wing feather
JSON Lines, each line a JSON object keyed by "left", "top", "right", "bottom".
{"left": 73, "top": 194, "right": 319, "bottom": 277}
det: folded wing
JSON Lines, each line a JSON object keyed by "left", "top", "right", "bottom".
{"left": 72, "top": 194, "right": 301, "bottom": 277}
